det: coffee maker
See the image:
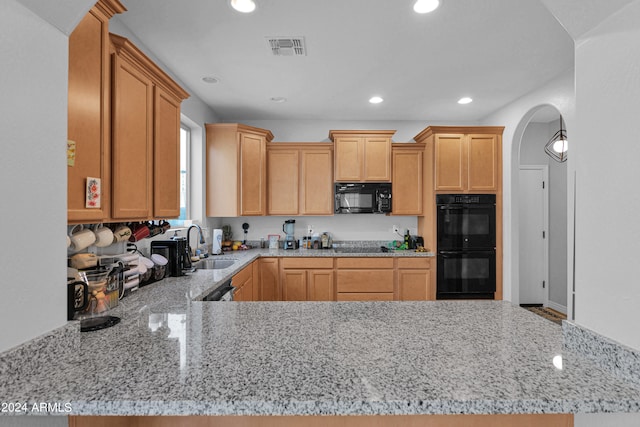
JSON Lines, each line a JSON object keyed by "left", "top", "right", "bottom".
{"left": 282, "top": 219, "right": 297, "bottom": 250}
{"left": 150, "top": 237, "right": 191, "bottom": 276}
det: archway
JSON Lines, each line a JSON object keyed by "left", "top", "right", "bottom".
{"left": 509, "top": 104, "right": 571, "bottom": 316}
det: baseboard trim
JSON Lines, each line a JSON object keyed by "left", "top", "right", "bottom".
{"left": 546, "top": 301, "right": 567, "bottom": 315}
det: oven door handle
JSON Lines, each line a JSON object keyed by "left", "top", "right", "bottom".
{"left": 438, "top": 205, "right": 463, "bottom": 210}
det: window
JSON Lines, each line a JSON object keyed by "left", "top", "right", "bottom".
{"left": 169, "top": 125, "right": 190, "bottom": 226}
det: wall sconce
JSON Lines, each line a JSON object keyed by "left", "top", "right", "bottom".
{"left": 544, "top": 115, "right": 568, "bottom": 163}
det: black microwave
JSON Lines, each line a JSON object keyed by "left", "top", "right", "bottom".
{"left": 335, "top": 183, "right": 392, "bottom": 214}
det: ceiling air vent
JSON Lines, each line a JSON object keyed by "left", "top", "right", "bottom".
{"left": 265, "top": 37, "right": 306, "bottom": 56}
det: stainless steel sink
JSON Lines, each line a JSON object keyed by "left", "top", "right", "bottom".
{"left": 193, "top": 259, "right": 236, "bottom": 270}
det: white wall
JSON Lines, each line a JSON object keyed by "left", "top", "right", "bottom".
{"left": 546, "top": 119, "right": 568, "bottom": 309}
{"left": 0, "top": 0, "right": 69, "bottom": 352}
{"left": 572, "top": 0, "right": 640, "bottom": 350}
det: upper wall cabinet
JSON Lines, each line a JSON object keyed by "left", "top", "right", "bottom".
{"left": 267, "top": 143, "right": 334, "bottom": 216}
{"left": 329, "top": 130, "right": 395, "bottom": 182}
{"left": 67, "top": 0, "right": 126, "bottom": 223}
{"left": 110, "top": 34, "right": 189, "bottom": 220}
{"left": 206, "top": 123, "right": 274, "bottom": 217}
{"left": 414, "top": 126, "right": 504, "bottom": 192}
{"left": 392, "top": 143, "right": 424, "bottom": 215}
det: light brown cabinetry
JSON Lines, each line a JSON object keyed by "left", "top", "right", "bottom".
{"left": 109, "top": 33, "right": 189, "bottom": 221}
{"left": 397, "top": 258, "right": 431, "bottom": 301}
{"left": 206, "top": 124, "right": 274, "bottom": 217}
{"left": 330, "top": 130, "right": 395, "bottom": 182}
{"left": 67, "top": 0, "right": 125, "bottom": 223}
{"left": 414, "top": 126, "right": 504, "bottom": 300}
{"left": 414, "top": 127, "right": 502, "bottom": 192}
{"left": 233, "top": 261, "right": 254, "bottom": 302}
{"left": 153, "top": 87, "right": 182, "bottom": 218}
{"left": 267, "top": 144, "right": 334, "bottom": 216}
{"left": 281, "top": 258, "right": 334, "bottom": 301}
{"left": 392, "top": 144, "right": 424, "bottom": 215}
{"left": 336, "top": 258, "right": 395, "bottom": 301}
{"left": 258, "top": 258, "right": 280, "bottom": 301}
{"left": 70, "top": 414, "right": 574, "bottom": 427}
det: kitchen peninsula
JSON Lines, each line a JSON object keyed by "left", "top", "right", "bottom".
{"left": 2, "top": 249, "right": 640, "bottom": 427}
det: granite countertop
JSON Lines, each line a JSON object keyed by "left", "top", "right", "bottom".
{"left": 1, "top": 249, "right": 640, "bottom": 417}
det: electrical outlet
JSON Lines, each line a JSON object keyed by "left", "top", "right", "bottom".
{"left": 392, "top": 225, "right": 400, "bottom": 234}
{"left": 307, "top": 225, "right": 314, "bottom": 235}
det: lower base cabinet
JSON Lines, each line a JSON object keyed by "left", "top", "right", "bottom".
{"left": 232, "top": 261, "right": 254, "bottom": 301}
{"left": 336, "top": 258, "right": 394, "bottom": 301}
{"left": 69, "top": 413, "right": 574, "bottom": 426}
{"left": 281, "top": 258, "right": 334, "bottom": 301}
{"left": 397, "top": 258, "right": 431, "bottom": 301}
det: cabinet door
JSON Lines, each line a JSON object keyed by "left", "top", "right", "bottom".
{"left": 363, "top": 137, "right": 391, "bottom": 181}
{"left": 300, "top": 149, "right": 334, "bottom": 215}
{"left": 392, "top": 149, "right": 423, "bottom": 215}
{"left": 153, "top": 86, "right": 181, "bottom": 218}
{"left": 259, "top": 258, "right": 280, "bottom": 301}
{"left": 397, "top": 270, "right": 430, "bottom": 301}
{"left": 434, "top": 134, "right": 465, "bottom": 191}
{"left": 308, "top": 270, "right": 334, "bottom": 301}
{"left": 334, "top": 137, "right": 362, "bottom": 181}
{"left": 111, "top": 55, "right": 153, "bottom": 219}
{"left": 267, "top": 150, "right": 299, "bottom": 215}
{"left": 467, "top": 134, "right": 499, "bottom": 191}
{"left": 282, "top": 270, "right": 307, "bottom": 301}
{"left": 239, "top": 132, "right": 266, "bottom": 215}
{"left": 67, "top": 8, "right": 110, "bottom": 222}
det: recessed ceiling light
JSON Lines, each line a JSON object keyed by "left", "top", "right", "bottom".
{"left": 369, "top": 96, "right": 384, "bottom": 104}
{"left": 270, "top": 97, "right": 287, "bottom": 103}
{"left": 202, "top": 76, "right": 219, "bottom": 84}
{"left": 457, "top": 97, "right": 473, "bottom": 104}
{"left": 230, "top": 0, "right": 256, "bottom": 13}
{"left": 414, "top": 0, "right": 440, "bottom": 14}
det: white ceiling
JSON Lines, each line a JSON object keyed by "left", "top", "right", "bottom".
{"left": 113, "top": 0, "right": 576, "bottom": 122}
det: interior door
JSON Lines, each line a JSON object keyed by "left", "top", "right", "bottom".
{"left": 519, "top": 166, "right": 549, "bottom": 305}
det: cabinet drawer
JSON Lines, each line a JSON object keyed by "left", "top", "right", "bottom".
{"left": 336, "top": 257, "right": 394, "bottom": 269}
{"left": 336, "top": 270, "right": 394, "bottom": 292}
{"left": 338, "top": 292, "right": 394, "bottom": 301}
{"left": 281, "top": 258, "right": 334, "bottom": 269}
{"left": 396, "top": 258, "right": 431, "bottom": 269}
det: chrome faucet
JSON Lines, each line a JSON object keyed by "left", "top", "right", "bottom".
{"left": 187, "top": 224, "right": 206, "bottom": 258}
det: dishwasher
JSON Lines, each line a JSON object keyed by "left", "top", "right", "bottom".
{"left": 202, "top": 279, "right": 235, "bottom": 301}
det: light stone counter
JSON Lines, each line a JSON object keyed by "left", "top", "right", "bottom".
{"left": 1, "top": 249, "right": 640, "bottom": 417}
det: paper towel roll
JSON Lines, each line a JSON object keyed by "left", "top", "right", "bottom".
{"left": 212, "top": 229, "right": 223, "bottom": 255}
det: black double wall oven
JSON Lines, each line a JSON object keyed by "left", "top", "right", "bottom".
{"left": 436, "top": 194, "right": 496, "bottom": 299}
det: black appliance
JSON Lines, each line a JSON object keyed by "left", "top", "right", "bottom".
{"left": 436, "top": 194, "right": 496, "bottom": 299}
{"left": 150, "top": 238, "right": 191, "bottom": 277}
{"left": 334, "top": 183, "right": 392, "bottom": 214}
{"left": 202, "top": 279, "right": 234, "bottom": 301}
